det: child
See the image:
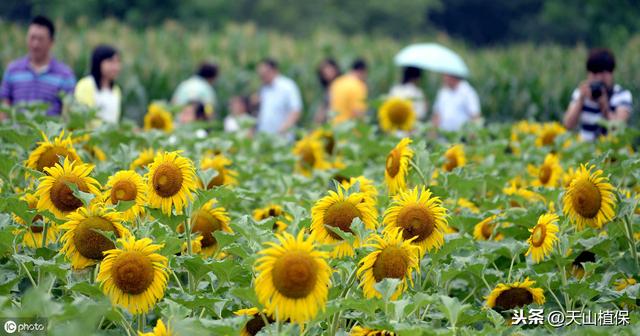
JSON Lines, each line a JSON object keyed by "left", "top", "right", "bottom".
{"left": 224, "top": 95, "right": 254, "bottom": 132}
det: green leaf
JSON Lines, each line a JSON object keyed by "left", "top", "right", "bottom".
{"left": 65, "top": 181, "right": 95, "bottom": 207}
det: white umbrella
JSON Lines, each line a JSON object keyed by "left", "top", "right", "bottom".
{"left": 394, "top": 43, "right": 469, "bottom": 77}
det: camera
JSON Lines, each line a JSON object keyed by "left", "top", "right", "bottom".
{"left": 590, "top": 81, "right": 605, "bottom": 100}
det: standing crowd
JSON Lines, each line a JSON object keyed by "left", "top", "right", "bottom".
{"left": 0, "top": 16, "right": 633, "bottom": 142}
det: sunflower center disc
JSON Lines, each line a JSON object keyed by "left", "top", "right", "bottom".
{"left": 323, "top": 201, "right": 361, "bottom": 239}
{"left": 150, "top": 115, "right": 166, "bottom": 129}
{"left": 388, "top": 103, "right": 409, "bottom": 125}
{"left": 111, "top": 251, "right": 155, "bottom": 295}
{"left": 73, "top": 216, "right": 118, "bottom": 260}
{"left": 386, "top": 151, "right": 401, "bottom": 177}
{"left": 37, "top": 146, "right": 71, "bottom": 172}
{"left": 542, "top": 132, "right": 556, "bottom": 146}
{"left": 153, "top": 162, "right": 183, "bottom": 197}
{"left": 444, "top": 153, "right": 458, "bottom": 172}
{"left": 111, "top": 180, "right": 137, "bottom": 203}
{"left": 300, "top": 145, "right": 317, "bottom": 168}
{"left": 495, "top": 287, "right": 534, "bottom": 310}
{"left": 372, "top": 246, "right": 408, "bottom": 282}
{"left": 191, "top": 209, "right": 223, "bottom": 248}
{"left": 245, "top": 314, "right": 274, "bottom": 336}
{"left": 531, "top": 224, "right": 546, "bottom": 247}
{"left": 207, "top": 169, "right": 225, "bottom": 189}
{"left": 397, "top": 204, "right": 435, "bottom": 242}
{"left": 271, "top": 251, "right": 318, "bottom": 299}
{"left": 481, "top": 221, "right": 494, "bottom": 239}
{"left": 571, "top": 179, "right": 602, "bottom": 218}
{"left": 323, "top": 134, "right": 335, "bottom": 155}
{"left": 50, "top": 176, "right": 88, "bottom": 212}
{"left": 538, "top": 165, "right": 552, "bottom": 184}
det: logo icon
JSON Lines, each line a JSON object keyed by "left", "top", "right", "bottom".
{"left": 4, "top": 320, "right": 17, "bottom": 334}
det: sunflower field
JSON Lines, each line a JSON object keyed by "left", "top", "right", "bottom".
{"left": 0, "top": 102, "right": 639, "bottom": 336}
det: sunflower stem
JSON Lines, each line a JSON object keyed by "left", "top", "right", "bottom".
{"left": 329, "top": 267, "right": 358, "bottom": 335}
{"left": 409, "top": 159, "right": 428, "bottom": 186}
{"left": 183, "top": 217, "right": 196, "bottom": 293}
{"left": 19, "top": 261, "right": 37, "bottom": 288}
{"left": 40, "top": 220, "right": 49, "bottom": 248}
{"left": 506, "top": 253, "right": 517, "bottom": 283}
{"left": 169, "top": 269, "right": 185, "bottom": 293}
{"left": 555, "top": 258, "right": 571, "bottom": 311}
{"left": 544, "top": 282, "right": 566, "bottom": 315}
{"left": 622, "top": 215, "right": 639, "bottom": 271}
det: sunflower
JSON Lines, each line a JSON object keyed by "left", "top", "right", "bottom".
{"left": 235, "top": 308, "right": 275, "bottom": 336}
{"left": 87, "top": 145, "right": 107, "bottom": 162}
{"left": 525, "top": 213, "right": 559, "bottom": 263}
{"left": 12, "top": 193, "right": 57, "bottom": 248}
{"left": 571, "top": 251, "right": 596, "bottom": 279}
{"left": 473, "top": 215, "right": 504, "bottom": 241}
{"left": 138, "top": 319, "right": 172, "bottom": 336}
{"left": 378, "top": 98, "right": 415, "bottom": 132}
{"left": 562, "top": 167, "right": 577, "bottom": 189}
{"left": 103, "top": 170, "right": 147, "bottom": 222}
{"left": 254, "top": 231, "right": 332, "bottom": 324}
{"left": 310, "top": 185, "right": 378, "bottom": 257}
{"left": 146, "top": 151, "right": 197, "bottom": 215}
{"left": 97, "top": 236, "right": 169, "bottom": 315}
{"left": 200, "top": 154, "right": 238, "bottom": 188}
{"left": 59, "top": 203, "right": 131, "bottom": 269}
{"left": 180, "top": 235, "right": 203, "bottom": 255}
{"left": 384, "top": 138, "right": 414, "bottom": 195}
{"left": 485, "top": 278, "right": 545, "bottom": 311}
{"left": 341, "top": 175, "right": 379, "bottom": 202}
{"left": 144, "top": 103, "right": 173, "bottom": 132}
{"left": 527, "top": 153, "right": 562, "bottom": 187}
{"left": 442, "top": 144, "right": 466, "bottom": 172}
{"left": 130, "top": 148, "right": 156, "bottom": 171}
{"left": 25, "top": 130, "right": 81, "bottom": 173}
{"left": 503, "top": 178, "right": 546, "bottom": 207}
{"left": 351, "top": 326, "right": 396, "bottom": 336}
{"left": 177, "top": 199, "right": 232, "bottom": 257}
{"left": 456, "top": 197, "right": 480, "bottom": 214}
{"left": 383, "top": 186, "right": 447, "bottom": 255}
{"left": 535, "top": 122, "right": 565, "bottom": 147}
{"left": 292, "top": 136, "right": 331, "bottom": 176}
{"left": 562, "top": 164, "right": 616, "bottom": 230}
{"left": 35, "top": 157, "right": 101, "bottom": 219}
{"left": 614, "top": 277, "right": 637, "bottom": 291}
{"left": 253, "top": 204, "right": 291, "bottom": 232}
{"left": 357, "top": 228, "right": 420, "bottom": 300}
{"left": 311, "top": 128, "right": 337, "bottom": 155}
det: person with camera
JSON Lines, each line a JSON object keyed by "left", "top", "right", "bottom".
{"left": 563, "top": 48, "right": 632, "bottom": 141}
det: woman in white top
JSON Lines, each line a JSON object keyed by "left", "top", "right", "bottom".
{"left": 389, "top": 66, "right": 428, "bottom": 120}
{"left": 74, "top": 45, "right": 122, "bottom": 124}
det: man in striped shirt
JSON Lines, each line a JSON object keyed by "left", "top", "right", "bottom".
{"left": 0, "top": 16, "right": 76, "bottom": 120}
{"left": 563, "top": 48, "right": 632, "bottom": 141}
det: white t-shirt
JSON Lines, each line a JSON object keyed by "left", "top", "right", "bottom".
{"left": 257, "top": 75, "right": 302, "bottom": 134}
{"left": 94, "top": 88, "right": 120, "bottom": 124}
{"left": 389, "top": 83, "right": 427, "bottom": 119}
{"left": 433, "top": 81, "right": 480, "bottom": 131}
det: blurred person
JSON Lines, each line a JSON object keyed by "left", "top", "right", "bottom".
{"left": 255, "top": 58, "right": 303, "bottom": 138}
{"left": 314, "top": 58, "right": 341, "bottom": 124}
{"left": 389, "top": 66, "right": 428, "bottom": 120}
{"left": 173, "top": 62, "right": 218, "bottom": 121}
{"left": 0, "top": 15, "right": 76, "bottom": 119}
{"left": 224, "top": 95, "right": 254, "bottom": 133}
{"left": 564, "top": 48, "right": 632, "bottom": 141}
{"left": 329, "top": 58, "right": 368, "bottom": 124}
{"left": 431, "top": 73, "right": 480, "bottom": 132}
{"left": 74, "top": 45, "right": 122, "bottom": 124}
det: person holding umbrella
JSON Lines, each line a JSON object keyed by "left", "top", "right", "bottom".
{"left": 394, "top": 43, "right": 481, "bottom": 132}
